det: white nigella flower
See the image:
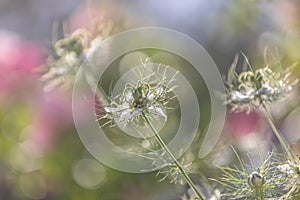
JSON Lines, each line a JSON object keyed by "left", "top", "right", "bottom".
{"left": 230, "top": 87, "right": 255, "bottom": 102}
{"left": 225, "top": 58, "right": 297, "bottom": 112}
{"left": 278, "top": 159, "right": 300, "bottom": 184}
{"left": 104, "top": 80, "right": 169, "bottom": 125}
{"left": 42, "top": 29, "right": 92, "bottom": 91}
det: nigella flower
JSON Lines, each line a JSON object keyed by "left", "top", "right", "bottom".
{"left": 42, "top": 29, "right": 91, "bottom": 91}
{"left": 102, "top": 80, "right": 170, "bottom": 126}
{"left": 225, "top": 55, "right": 297, "bottom": 112}
{"left": 212, "top": 149, "right": 291, "bottom": 199}
{"left": 42, "top": 17, "right": 115, "bottom": 92}
{"left": 278, "top": 158, "right": 300, "bottom": 184}
{"left": 277, "top": 157, "right": 300, "bottom": 198}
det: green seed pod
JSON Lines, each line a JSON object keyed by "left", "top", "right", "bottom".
{"left": 247, "top": 172, "right": 264, "bottom": 189}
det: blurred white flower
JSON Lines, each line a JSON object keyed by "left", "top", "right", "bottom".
{"left": 278, "top": 159, "right": 300, "bottom": 184}
{"left": 225, "top": 55, "right": 298, "bottom": 112}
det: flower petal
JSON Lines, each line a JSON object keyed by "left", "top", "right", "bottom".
{"left": 149, "top": 106, "right": 167, "bottom": 119}
{"left": 104, "top": 104, "right": 129, "bottom": 113}
{"left": 277, "top": 164, "right": 295, "bottom": 175}
{"left": 120, "top": 109, "right": 141, "bottom": 120}
{"left": 124, "top": 89, "right": 134, "bottom": 102}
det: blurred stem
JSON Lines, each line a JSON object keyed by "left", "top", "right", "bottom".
{"left": 285, "top": 183, "right": 298, "bottom": 198}
{"left": 257, "top": 188, "right": 263, "bottom": 200}
{"left": 143, "top": 114, "right": 204, "bottom": 200}
{"left": 261, "top": 104, "right": 296, "bottom": 160}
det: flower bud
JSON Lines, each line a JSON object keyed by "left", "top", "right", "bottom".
{"left": 247, "top": 172, "right": 264, "bottom": 188}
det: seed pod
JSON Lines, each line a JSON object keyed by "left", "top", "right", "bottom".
{"left": 247, "top": 172, "right": 264, "bottom": 188}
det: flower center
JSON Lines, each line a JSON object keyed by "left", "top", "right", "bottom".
{"left": 132, "top": 97, "right": 147, "bottom": 109}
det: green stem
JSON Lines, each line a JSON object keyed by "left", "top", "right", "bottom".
{"left": 258, "top": 187, "right": 264, "bottom": 200}
{"left": 261, "top": 104, "right": 296, "bottom": 160}
{"left": 143, "top": 114, "right": 204, "bottom": 200}
{"left": 285, "top": 183, "right": 298, "bottom": 199}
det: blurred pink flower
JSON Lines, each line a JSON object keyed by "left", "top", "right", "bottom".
{"left": 224, "top": 110, "right": 261, "bottom": 138}
{"left": 0, "top": 30, "right": 46, "bottom": 96}
{"left": 69, "top": 2, "right": 112, "bottom": 34}
{"left": 273, "top": 0, "right": 300, "bottom": 31}
{"left": 27, "top": 90, "right": 73, "bottom": 154}
{"left": 0, "top": 30, "right": 74, "bottom": 154}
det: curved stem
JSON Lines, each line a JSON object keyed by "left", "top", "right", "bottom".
{"left": 143, "top": 114, "right": 204, "bottom": 200}
{"left": 261, "top": 104, "right": 296, "bottom": 160}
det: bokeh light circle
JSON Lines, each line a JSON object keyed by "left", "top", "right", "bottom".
{"left": 19, "top": 172, "right": 47, "bottom": 199}
{"left": 73, "top": 158, "right": 106, "bottom": 189}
